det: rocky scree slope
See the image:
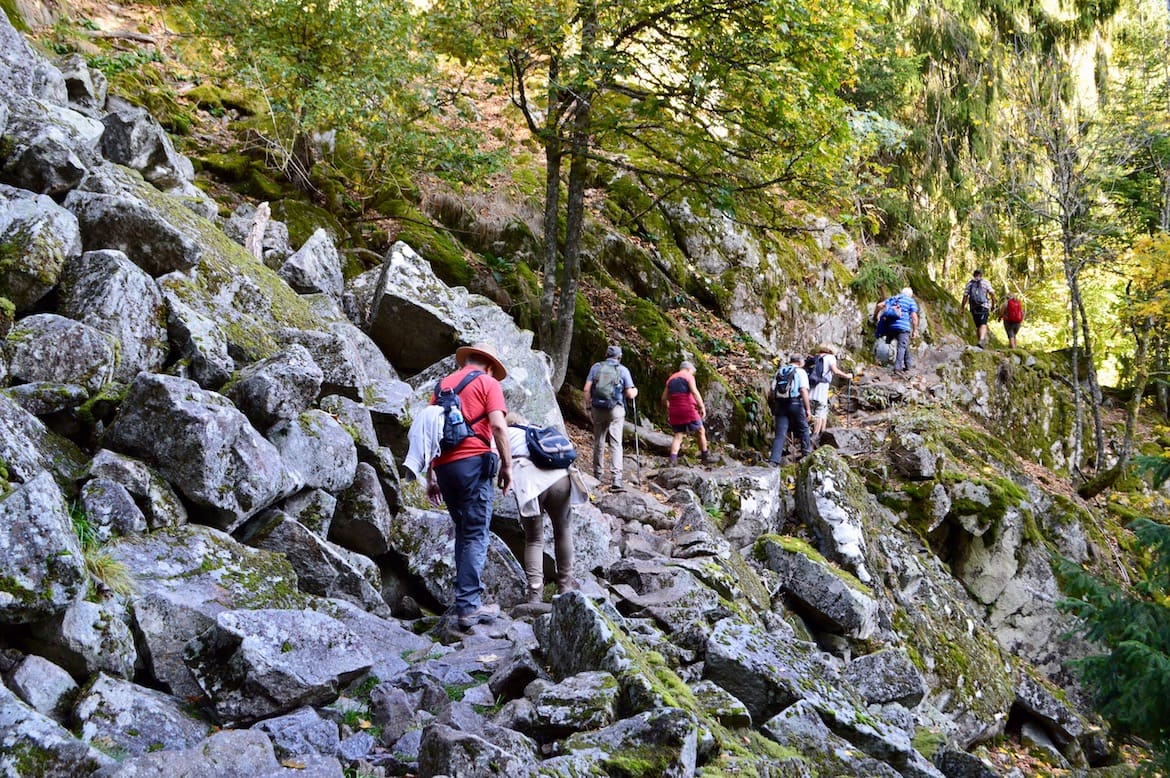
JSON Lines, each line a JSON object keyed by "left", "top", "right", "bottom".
{"left": 1, "top": 9, "right": 1162, "bottom": 777}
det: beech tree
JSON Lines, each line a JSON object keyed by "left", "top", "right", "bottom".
{"left": 429, "top": 0, "right": 858, "bottom": 388}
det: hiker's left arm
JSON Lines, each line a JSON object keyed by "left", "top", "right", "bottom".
{"left": 910, "top": 311, "right": 919, "bottom": 337}
{"left": 690, "top": 376, "right": 707, "bottom": 418}
{"left": 488, "top": 409, "right": 512, "bottom": 494}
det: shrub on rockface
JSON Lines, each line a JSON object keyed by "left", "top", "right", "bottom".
{"left": 1057, "top": 457, "right": 1170, "bottom": 774}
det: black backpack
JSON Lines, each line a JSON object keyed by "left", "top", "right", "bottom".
{"left": 515, "top": 424, "right": 578, "bottom": 469}
{"left": 772, "top": 366, "right": 795, "bottom": 405}
{"left": 434, "top": 370, "right": 487, "bottom": 453}
{"left": 805, "top": 355, "right": 832, "bottom": 388}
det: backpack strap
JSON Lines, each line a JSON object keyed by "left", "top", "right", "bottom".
{"left": 436, "top": 370, "right": 489, "bottom": 442}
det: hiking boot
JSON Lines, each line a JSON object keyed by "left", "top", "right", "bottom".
{"left": 457, "top": 602, "right": 500, "bottom": 630}
{"left": 700, "top": 450, "right": 714, "bottom": 465}
{"left": 526, "top": 589, "right": 544, "bottom": 605}
{"left": 556, "top": 578, "right": 581, "bottom": 594}
{"left": 610, "top": 481, "right": 624, "bottom": 492}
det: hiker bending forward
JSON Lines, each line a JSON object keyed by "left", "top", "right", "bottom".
{"left": 583, "top": 344, "right": 637, "bottom": 489}
{"left": 503, "top": 415, "right": 588, "bottom": 604}
{"left": 662, "top": 360, "right": 712, "bottom": 465}
{"left": 768, "top": 354, "right": 812, "bottom": 465}
{"left": 429, "top": 343, "right": 512, "bottom": 631}
{"left": 961, "top": 269, "right": 997, "bottom": 348}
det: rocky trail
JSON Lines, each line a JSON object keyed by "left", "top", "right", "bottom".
{"left": 1, "top": 5, "right": 1160, "bottom": 777}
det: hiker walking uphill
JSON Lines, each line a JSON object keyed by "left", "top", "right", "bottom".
{"left": 583, "top": 345, "right": 638, "bottom": 490}
{"left": 961, "top": 269, "right": 997, "bottom": 348}
{"left": 1000, "top": 293, "right": 1025, "bottom": 348}
{"left": 881, "top": 287, "right": 919, "bottom": 373}
{"left": 806, "top": 344, "right": 854, "bottom": 443}
{"left": 767, "top": 354, "right": 813, "bottom": 465}
{"left": 503, "top": 413, "right": 587, "bottom": 605}
{"left": 662, "top": 360, "right": 712, "bottom": 465}
{"left": 428, "top": 343, "right": 512, "bottom": 631}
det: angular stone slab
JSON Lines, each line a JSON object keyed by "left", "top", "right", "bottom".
{"left": 4, "top": 313, "right": 116, "bottom": 393}
{"left": 0, "top": 183, "right": 82, "bottom": 311}
{"left": 184, "top": 608, "right": 374, "bottom": 725}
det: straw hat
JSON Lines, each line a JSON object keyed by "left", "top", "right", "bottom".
{"left": 455, "top": 342, "right": 507, "bottom": 380}
{"left": 816, "top": 342, "right": 836, "bottom": 355}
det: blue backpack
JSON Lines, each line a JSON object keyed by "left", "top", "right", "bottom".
{"left": 515, "top": 424, "right": 578, "bottom": 469}
{"left": 434, "top": 371, "right": 486, "bottom": 453}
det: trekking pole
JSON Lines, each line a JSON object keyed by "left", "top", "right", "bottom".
{"left": 631, "top": 395, "right": 642, "bottom": 478}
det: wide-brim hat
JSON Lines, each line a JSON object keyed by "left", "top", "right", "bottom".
{"left": 455, "top": 342, "right": 508, "bottom": 380}
{"left": 816, "top": 342, "right": 836, "bottom": 355}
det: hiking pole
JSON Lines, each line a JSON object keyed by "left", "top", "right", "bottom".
{"left": 630, "top": 395, "right": 642, "bottom": 479}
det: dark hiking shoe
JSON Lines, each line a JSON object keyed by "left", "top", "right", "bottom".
{"left": 700, "top": 450, "right": 714, "bottom": 465}
{"left": 457, "top": 602, "right": 500, "bottom": 630}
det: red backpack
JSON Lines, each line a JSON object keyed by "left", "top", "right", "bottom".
{"left": 1003, "top": 297, "right": 1024, "bottom": 324}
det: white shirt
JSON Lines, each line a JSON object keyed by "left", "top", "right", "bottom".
{"left": 402, "top": 405, "right": 444, "bottom": 481}
{"left": 501, "top": 426, "right": 588, "bottom": 517}
{"left": 810, "top": 353, "right": 837, "bottom": 404}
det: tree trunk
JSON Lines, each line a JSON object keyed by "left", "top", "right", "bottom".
{"left": 1074, "top": 284, "right": 1106, "bottom": 470}
{"left": 1078, "top": 314, "right": 1154, "bottom": 499}
{"left": 543, "top": 0, "right": 598, "bottom": 391}
{"left": 538, "top": 56, "right": 563, "bottom": 379}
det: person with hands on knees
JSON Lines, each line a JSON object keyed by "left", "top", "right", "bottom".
{"left": 428, "top": 342, "right": 512, "bottom": 631}
{"left": 767, "top": 353, "right": 813, "bottom": 465}
{"left": 662, "top": 360, "right": 712, "bottom": 465}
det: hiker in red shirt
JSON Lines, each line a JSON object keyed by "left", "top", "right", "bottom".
{"left": 999, "top": 293, "right": 1025, "bottom": 349}
{"left": 662, "top": 360, "right": 712, "bottom": 466}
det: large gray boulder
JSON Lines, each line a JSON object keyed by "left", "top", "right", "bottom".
{"left": 0, "top": 471, "right": 87, "bottom": 624}
{"left": 755, "top": 534, "right": 878, "bottom": 639}
{"left": 85, "top": 448, "right": 188, "bottom": 529}
{"left": 96, "top": 728, "right": 343, "bottom": 777}
{"left": 79, "top": 477, "right": 150, "bottom": 542}
{"left": 105, "top": 372, "right": 295, "bottom": 528}
{"left": 527, "top": 671, "right": 621, "bottom": 738}
{"left": 223, "top": 344, "right": 323, "bottom": 431}
{"left": 267, "top": 410, "right": 357, "bottom": 492}
{"left": 0, "top": 392, "right": 86, "bottom": 485}
{"left": 353, "top": 241, "right": 562, "bottom": 428}
{"left": 7, "top": 654, "right": 78, "bottom": 722}
{"left": 74, "top": 673, "right": 210, "bottom": 757}
{"left": 64, "top": 165, "right": 204, "bottom": 275}
{"left": 329, "top": 462, "right": 395, "bottom": 556}
{"left": 1, "top": 102, "right": 103, "bottom": 196}
{"left": 762, "top": 700, "right": 901, "bottom": 778}
{"left": 100, "top": 106, "right": 195, "bottom": 191}
{"left": 251, "top": 706, "right": 341, "bottom": 762}
{"left": 57, "top": 53, "right": 107, "bottom": 116}
{"left": 0, "top": 183, "right": 82, "bottom": 311}
{"left": 103, "top": 524, "right": 306, "bottom": 699}
{"left": 279, "top": 228, "right": 344, "bottom": 299}
{"left": 241, "top": 511, "right": 390, "bottom": 616}
{"left": 559, "top": 708, "right": 701, "bottom": 778}
{"left": 844, "top": 649, "right": 928, "bottom": 707}
{"left": 4, "top": 313, "right": 116, "bottom": 393}
{"left": 0, "top": 8, "right": 67, "bottom": 101}
{"left": 418, "top": 723, "right": 536, "bottom": 777}
{"left": 158, "top": 278, "right": 235, "bottom": 389}
{"left": 58, "top": 249, "right": 169, "bottom": 381}
{"left": 796, "top": 448, "right": 873, "bottom": 584}
{"left": 0, "top": 684, "right": 114, "bottom": 776}
{"left": 27, "top": 597, "right": 137, "bottom": 679}
{"left": 183, "top": 608, "right": 374, "bottom": 725}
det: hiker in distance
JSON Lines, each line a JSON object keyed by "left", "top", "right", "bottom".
{"left": 662, "top": 359, "right": 713, "bottom": 465}
{"left": 999, "top": 292, "right": 1025, "bottom": 348}
{"left": 583, "top": 344, "right": 638, "bottom": 490}
{"left": 960, "top": 268, "right": 997, "bottom": 348}
{"left": 428, "top": 343, "right": 512, "bottom": 630}
{"left": 807, "top": 344, "right": 854, "bottom": 444}
{"left": 767, "top": 354, "right": 813, "bottom": 466}
{"left": 882, "top": 287, "right": 919, "bottom": 373}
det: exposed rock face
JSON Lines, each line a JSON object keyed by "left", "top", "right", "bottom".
{"left": 0, "top": 684, "right": 114, "bottom": 776}
{"left": 74, "top": 673, "right": 210, "bottom": 756}
{"left": 100, "top": 106, "right": 195, "bottom": 191}
{"left": 279, "top": 228, "right": 344, "bottom": 299}
{"left": 224, "top": 344, "right": 323, "bottom": 431}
